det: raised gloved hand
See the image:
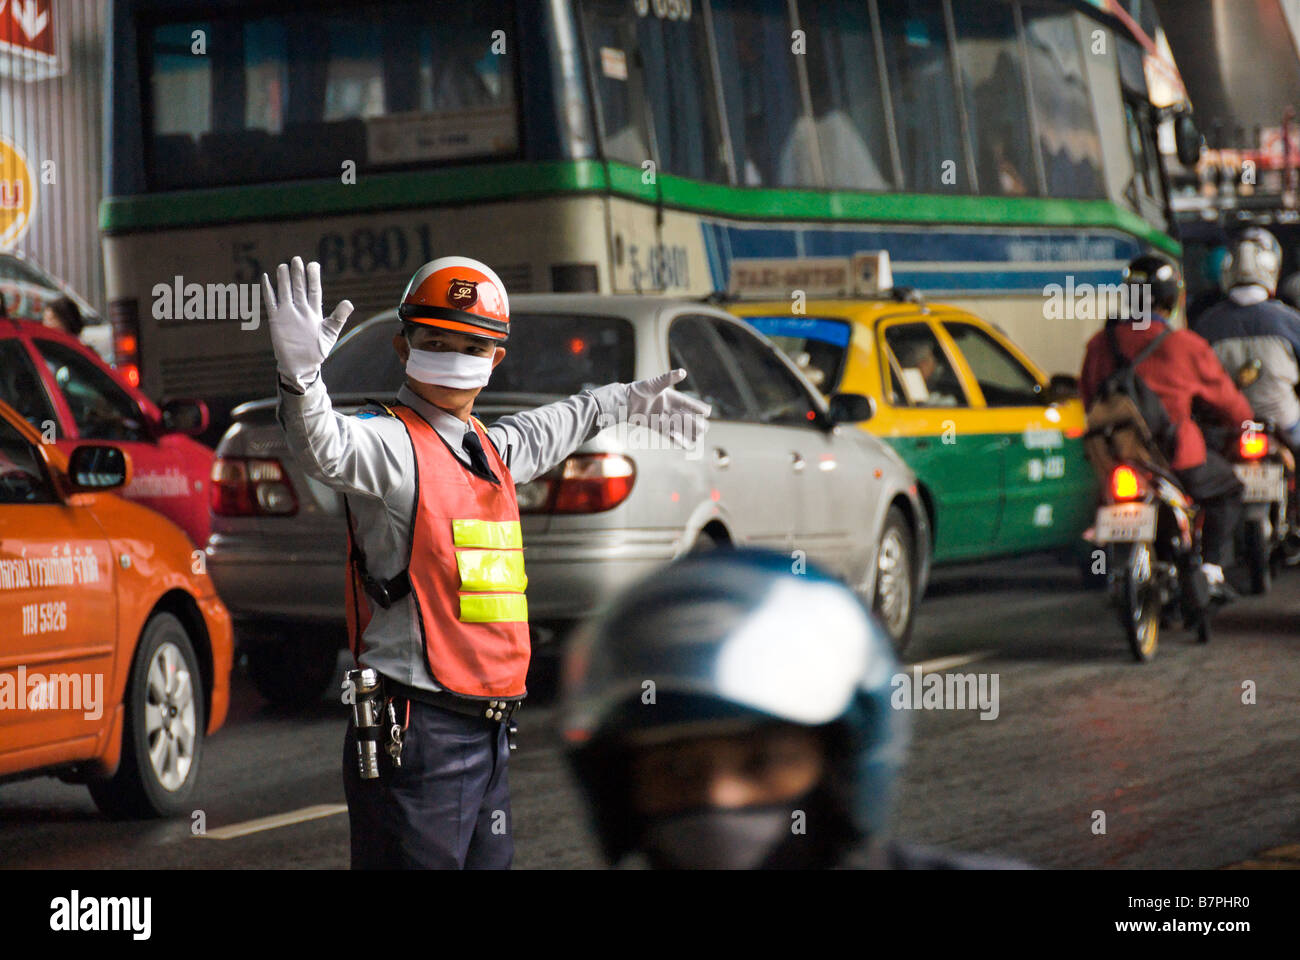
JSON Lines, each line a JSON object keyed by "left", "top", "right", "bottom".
{"left": 262, "top": 256, "right": 354, "bottom": 391}
{"left": 625, "top": 369, "right": 712, "bottom": 448}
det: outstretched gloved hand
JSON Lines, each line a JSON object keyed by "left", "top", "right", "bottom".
{"left": 624, "top": 369, "right": 712, "bottom": 448}
{"left": 262, "top": 256, "right": 354, "bottom": 391}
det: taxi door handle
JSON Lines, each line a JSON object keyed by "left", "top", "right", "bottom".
{"left": 713, "top": 447, "right": 731, "bottom": 468}
{"left": 791, "top": 452, "right": 806, "bottom": 472}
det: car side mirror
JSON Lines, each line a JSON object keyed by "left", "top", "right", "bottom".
{"left": 1045, "top": 374, "right": 1079, "bottom": 404}
{"left": 161, "top": 398, "right": 209, "bottom": 436}
{"left": 66, "top": 445, "right": 130, "bottom": 492}
{"left": 828, "top": 392, "right": 875, "bottom": 424}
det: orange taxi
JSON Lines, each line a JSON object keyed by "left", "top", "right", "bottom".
{"left": 0, "top": 399, "right": 231, "bottom": 817}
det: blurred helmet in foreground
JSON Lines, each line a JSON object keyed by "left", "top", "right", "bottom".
{"left": 1223, "top": 227, "right": 1283, "bottom": 293}
{"left": 560, "top": 548, "right": 907, "bottom": 866}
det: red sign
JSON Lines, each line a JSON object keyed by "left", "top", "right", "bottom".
{"left": 0, "top": 0, "right": 55, "bottom": 60}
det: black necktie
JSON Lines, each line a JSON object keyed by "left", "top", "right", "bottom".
{"left": 462, "top": 428, "right": 498, "bottom": 483}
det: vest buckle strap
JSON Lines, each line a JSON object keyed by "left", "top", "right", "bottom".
{"left": 362, "top": 569, "right": 412, "bottom": 609}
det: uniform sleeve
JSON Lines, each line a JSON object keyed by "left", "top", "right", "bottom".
{"left": 1188, "top": 332, "right": 1255, "bottom": 428}
{"left": 487, "top": 382, "right": 629, "bottom": 485}
{"left": 276, "top": 377, "right": 408, "bottom": 498}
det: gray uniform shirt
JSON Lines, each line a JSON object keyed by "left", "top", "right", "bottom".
{"left": 277, "top": 377, "right": 627, "bottom": 693}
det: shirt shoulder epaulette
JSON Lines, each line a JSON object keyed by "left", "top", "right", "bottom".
{"left": 355, "top": 398, "right": 399, "bottom": 421}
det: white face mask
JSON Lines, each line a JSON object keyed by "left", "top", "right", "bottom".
{"left": 405, "top": 347, "right": 494, "bottom": 389}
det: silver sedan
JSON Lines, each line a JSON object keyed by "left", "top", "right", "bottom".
{"left": 205, "top": 295, "right": 930, "bottom": 705}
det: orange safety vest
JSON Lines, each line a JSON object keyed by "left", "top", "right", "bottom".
{"left": 345, "top": 404, "right": 530, "bottom": 699}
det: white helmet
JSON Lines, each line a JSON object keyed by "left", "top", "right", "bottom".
{"left": 1222, "top": 227, "right": 1283, "bottom": 293}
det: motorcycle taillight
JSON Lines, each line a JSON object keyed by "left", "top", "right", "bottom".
{"left": 1239, "top": 431, "right": 1268, "bottom": 460}
{"left": 1111, "top": 465, "right": 1143, "bottom": 501}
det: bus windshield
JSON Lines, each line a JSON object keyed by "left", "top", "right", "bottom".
{"left": 145, "top": 0, "right": 518, "bottom": 190}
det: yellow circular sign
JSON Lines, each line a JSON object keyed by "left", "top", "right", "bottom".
{"left": 0, "top": 137, "right": 36, "bottom": 250}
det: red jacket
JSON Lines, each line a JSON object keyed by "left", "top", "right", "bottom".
{"left": 1080, "top": 320, "right": 1254, "bottom": 471}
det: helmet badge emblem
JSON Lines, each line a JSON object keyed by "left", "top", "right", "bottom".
{"left": 448, "top": 279, "right": 478, "bottom": 308}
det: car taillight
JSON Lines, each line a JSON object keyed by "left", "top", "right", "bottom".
{"left": 1240, "top": 431, "right": 1268, "bottom": 460}
{"left": 517, "top": 453, "right": 636, "bottom": 514}
{"left": 210, "top": 457, "right": 298, "bottom": 516}
{"left": 1111, "top": 465, "right": 1142, "bottom": 502}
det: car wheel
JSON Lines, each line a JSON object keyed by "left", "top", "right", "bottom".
{"left": 870, "top": 506, "right": 916, "bottom": 655}
{"left": 88, "top": 613, "right": 204, "bottom": 819}
{"left": 245, "top": 627, "right": 338, "bottom": 708}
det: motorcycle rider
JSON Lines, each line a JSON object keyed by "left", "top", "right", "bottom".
{"left": 1080, "top": 254, "right": 1254, "bottom": 600}
{"left": 1196, "top": 227, "right": 1300, "bottom": 454}
{"left": 561, "top": 548, "right": 1025, "bottom": 870}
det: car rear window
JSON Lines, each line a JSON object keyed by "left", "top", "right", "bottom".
{"left": 736, "top": 316, "right": 850, "bottom": 394}
{"left": 324, "top": 314, "right": 636, "bottom": 396}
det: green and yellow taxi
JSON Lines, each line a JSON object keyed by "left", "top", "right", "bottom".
{"left": 727, "top": 296, "right": 1097, "bottom": 566}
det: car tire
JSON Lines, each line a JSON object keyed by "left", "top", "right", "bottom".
{"left": 870, "top": 506, "right": 916, "bottom": 656}
{"left": 245, "top": 627, "right": 338, "bottom": 708}
{"left": 88, "top": 613, "right": 205, "bottom": 819}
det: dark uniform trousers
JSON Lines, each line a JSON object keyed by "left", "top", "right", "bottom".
{"left": 343, "top": 697, "right": 513, "bottom": 869}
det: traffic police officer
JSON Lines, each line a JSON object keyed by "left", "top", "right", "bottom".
{"left": 264, "top": 255, "right": 710, "bottom": 869}
{"left": 562, "top": 549, "right": 1026, "bottom": 869}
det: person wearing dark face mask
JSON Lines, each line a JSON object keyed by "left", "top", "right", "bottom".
{"left": 561, "top": 549, "right": 1026, "bottom": 870}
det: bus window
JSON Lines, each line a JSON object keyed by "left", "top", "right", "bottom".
{"left": 145, "top": 1, "right": 518, "bottom": 191}
{"left": 581, "top": 2, "right": 654, "bottom": 169}
{"left": 581, "top": 0, "right": 727, "bottom": 183}
{"left": 1021, "top": 6, "right": 1106, "bottom": 198}
{"left": 798, "top": 0, "right": 895, "bottom": 190}
{"left": 950, "top": 0, "right": 1038, "bottom": 196}
{"left": 878, "top": 0, "right": 970, "bottom": 193}
{"left": 709, "top": 0, "right": 818, "bottom": 188}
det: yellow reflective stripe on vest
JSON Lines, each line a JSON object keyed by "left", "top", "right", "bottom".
{"left": 460, "top": 593, "right": 529, "bottom": 623}
{"left": 452, "top": 519, "right": 523, "bottom": 550}
{"left": 456, "top": 549, "right": 528, "bottom": 593}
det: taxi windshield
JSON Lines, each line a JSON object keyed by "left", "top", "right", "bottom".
{"left": 737, "top": 316, "right": 851, "bottom": 394}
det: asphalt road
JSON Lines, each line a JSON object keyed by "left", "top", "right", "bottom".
{"left": 2, "top": 556, "right": 1297, "bottom": 870}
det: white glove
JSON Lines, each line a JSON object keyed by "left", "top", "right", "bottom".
{"left": 625, "top": 369, "right": 712, "bottom": 448}
{"left": 261, "top": 256, "right": 354, "bottom": 391}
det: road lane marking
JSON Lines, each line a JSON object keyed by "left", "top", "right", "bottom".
{"left": 200, "top": 804, "right": 348, "bottom": 840}
{"left": 907, "top": 652, "right": 992, "bottom": 673}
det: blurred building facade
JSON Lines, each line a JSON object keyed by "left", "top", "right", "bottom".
{"left": 0, "top": 0, "right": 107, "bottom": 313}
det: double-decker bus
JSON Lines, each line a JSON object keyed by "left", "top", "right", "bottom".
{"left": 102, "top": 0, "right": 1184, "bottom": 428}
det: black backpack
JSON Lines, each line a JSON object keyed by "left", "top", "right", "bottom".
{"left": 1088, "top": 325, "right": 1178, "bottom": 462}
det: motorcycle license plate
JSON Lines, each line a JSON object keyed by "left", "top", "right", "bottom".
{"left": 1233, "top": 462, "right": 1284, "bottom": 504}
{"left": 1094, "top": 503, "right": 1156, "bottom": 543}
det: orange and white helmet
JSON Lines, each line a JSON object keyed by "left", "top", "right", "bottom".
{"left": 398, "top": 256, "right": 511, "bottom": 341}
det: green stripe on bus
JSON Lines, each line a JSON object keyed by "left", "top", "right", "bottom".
{"left": 99, "top": 159, "right": 1179, "bottom": 255}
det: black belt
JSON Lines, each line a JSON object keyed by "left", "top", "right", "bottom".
{"left": 388, "top": 679, "right": 522, "bottom": 723}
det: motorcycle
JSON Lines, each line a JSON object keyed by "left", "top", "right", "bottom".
{"left": 1088, "top": 457, "right": 1212, "bottom": 662}
{"left": 1226, "top": 359, "right": 1300, "bottom": 592}
{"left": 1227, "top": 419, "right": 1297, "bottom": 593}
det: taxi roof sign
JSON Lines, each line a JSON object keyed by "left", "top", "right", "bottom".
{"left": 728, "top": 251, "right": 893, "bottom": 299}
